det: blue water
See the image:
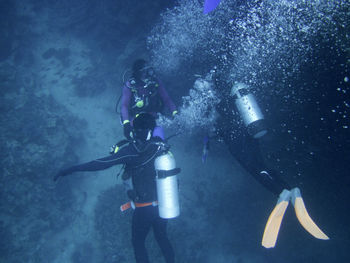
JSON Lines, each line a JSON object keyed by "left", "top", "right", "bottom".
{"left": 1, "top": 0, "right": 349, "bottom": 262}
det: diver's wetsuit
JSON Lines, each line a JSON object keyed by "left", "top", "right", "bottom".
{"left": 56, "top": 137, "right": 175, "bottom": 263}
{"left": 215, "top": 98, "right": 290, "bottom": 196}
{"left": 132, "top": 205, "right": 174, "bottom": 263}
{"left": 120, "top": 77, "right": 177, "bottom": 141}
{"left": 120, "top": 78, "right": 177, "bottom": 123}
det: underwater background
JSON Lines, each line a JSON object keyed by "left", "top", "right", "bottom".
{"left": 1, "top": 0, "right": 349, "bottom": 262}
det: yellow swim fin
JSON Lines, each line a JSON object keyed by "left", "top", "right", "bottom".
{"left": 291, "top": 188, "right": 329, "bottom": 240}
{"left": 262, "top": 189, "right": 291, "bottom": 248}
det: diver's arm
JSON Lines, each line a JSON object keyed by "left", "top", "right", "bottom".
{"left": 158, "top": 81, "right": 177, "bottom": 114}
{"left": 121, "top": 85, "right": 132, "bottom": 122}
{"left": 54, "top": 146, "right": 137, "bottom": 181}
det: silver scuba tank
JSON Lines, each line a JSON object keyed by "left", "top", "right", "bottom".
{"left": 154, "top": 152, "right": 180, "bottom": 219}
{"left": 230, "top": 82, "right": 268, "bottom": 138}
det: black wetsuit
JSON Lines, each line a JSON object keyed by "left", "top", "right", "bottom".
{"left": 215, "top": 98, "right": 290, "bottom": 196}
{"left": 56, "top": 137, "right": 175, "bottom": 263}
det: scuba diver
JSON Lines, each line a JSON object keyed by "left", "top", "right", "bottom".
{"left": 200, "top": 74, "right": 329, "bottom": 248}
{"left": 54, "top": 113, "right": 180, "bottom": 263}
{"left": 120, "top": 59, "right": 178, "bottom": 140}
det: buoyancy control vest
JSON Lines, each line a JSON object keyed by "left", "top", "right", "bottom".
{"left": 126, "top": 77, "right": 164, "bottom": 116}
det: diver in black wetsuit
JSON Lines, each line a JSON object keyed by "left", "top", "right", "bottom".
{"left": 214, "top": 93, "right": 290, "bottom": 196}
{"left": 200, "top": 74, "right": 329, "bottom": 248}
{"left": 54, "top": 113, "right": 176, "bottom": 263}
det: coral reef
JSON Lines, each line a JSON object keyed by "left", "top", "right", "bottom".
{"left": 0, "top": 84, "right": 85, "bottom": 261}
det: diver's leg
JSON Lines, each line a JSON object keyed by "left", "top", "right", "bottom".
{"left": 132, "top": 208, "right": 152, "bottom": 263}
{"left": 227, "top": 134, "right": 290, "bottom": 195}
{"left": 152, "top": 208, "right": 175, "bottom": 263}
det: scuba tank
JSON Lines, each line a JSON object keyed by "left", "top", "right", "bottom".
{"left": 230, "top": 82, "right": 267, "bottom": 138}
{"left": 154, "top": 151, "right": 180, "bottom": 219}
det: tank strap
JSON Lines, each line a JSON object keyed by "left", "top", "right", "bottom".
{"left": 120, "top": 201, "right": 158, "bottom": 212}
{"left": 157, "top": 168, "right": 181, "bottom": 179}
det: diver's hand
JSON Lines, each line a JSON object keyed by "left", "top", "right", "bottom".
{"left": 171, "top": 110, "right": 178, "bottom": 120}
{"left": 123, "top": 121, "right": 132, "bottom": 140}
{"left": 53, "top": 168, "right": 71, "bottom": 182}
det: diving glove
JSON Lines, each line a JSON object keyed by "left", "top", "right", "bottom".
{"left": 262, "top": 187, "right": 329, "bottom": 248}
{"left": 110, "top": 139, "right": 130, "bottom": 154}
